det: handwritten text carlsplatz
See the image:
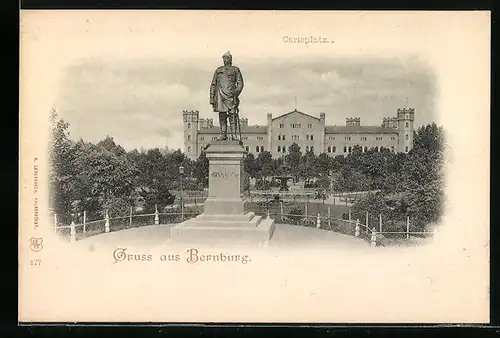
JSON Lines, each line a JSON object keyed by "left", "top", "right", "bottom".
{"left": 112, "top": 248, "right": 251, "bottom": 265}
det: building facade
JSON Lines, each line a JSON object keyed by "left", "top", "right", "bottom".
{"left": 183, "top": 107, "right": 415, "bottom": 160}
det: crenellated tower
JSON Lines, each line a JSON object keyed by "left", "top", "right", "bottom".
{"left": 346, "top": 117, "right": 361, "bottom": 126}
{"left": 382, "top": 117, "right": 398, "bottom": 129}
{"left": 199, "top": 117, "right": 214, "bottom": 130}
{"left": 397, "top": 107, "right": 415, "bottom": 153}
{"left": 183, "top": 110, "right": 199, "bottom": 160}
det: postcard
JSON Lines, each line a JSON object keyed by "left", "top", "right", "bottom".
{"left": 19, "top": 10, "right": 490, "bottom": 323}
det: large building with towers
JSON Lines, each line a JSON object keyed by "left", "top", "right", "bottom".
{"left": 183, "top": 107, "right": 415, "bottom": 160}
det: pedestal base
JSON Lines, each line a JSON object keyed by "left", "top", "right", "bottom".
{"left": 169, "top": 212, "right": 275, "bottom": 245}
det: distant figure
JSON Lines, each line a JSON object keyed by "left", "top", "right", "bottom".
{"left": 209, "top": 52, "right": 244, "bottom": 141}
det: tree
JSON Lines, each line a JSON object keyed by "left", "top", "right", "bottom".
{"left": 300, "top": 150, "right": 317, "bottom": 180}
{"left": 193, "top": 151, "right": 209, "bottom": 188}
{"left": 72, "top": 142, "right": 137, "bottom": 216}
{"left": 97, "top": 135, "right": 127, "bottom": 156}
{"left": 285, "top": 143, "right": 302, "bottom": 181}
{"left": 256, "top": 151, "right": 273, "bottom": 179}
{"left": 244, "top": 152, "right": 259, "bottom": 178}
{"left": 316, "top": 153, "right": 332, "bottom": 176}
{"left": 48, "top": 108, "right": 77, "bottom": 221}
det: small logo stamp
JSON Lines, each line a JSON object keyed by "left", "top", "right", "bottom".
{"left": 29, "top": 237, "right": 43, "bottom": 252}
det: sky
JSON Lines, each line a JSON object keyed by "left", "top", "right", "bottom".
{"left": 55, "top": 55, "right": 436, "bottom": 151}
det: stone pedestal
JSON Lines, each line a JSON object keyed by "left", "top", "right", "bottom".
{"left": 169, "top": 140, "right": 275, "bottom": 245}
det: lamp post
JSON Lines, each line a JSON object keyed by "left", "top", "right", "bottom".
{"left": 179, "top": 165, "right": 184, "bottom": 220}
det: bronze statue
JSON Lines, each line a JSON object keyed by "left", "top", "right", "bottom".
{"left": 210, "top": 52, "right": 244, "bottom": 141}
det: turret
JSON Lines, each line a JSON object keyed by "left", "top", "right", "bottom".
{"left": 397, "top": 107, "right": 415, "bottom": 153}
{"left": 199, "top": 118, "right": 214, "bottom": 130}
{"left": 346, "top": 117, "right": 361, "bottom": 126}
{"left": 382, "top": 117, "right": 398, "bottom": 128}
{"left": 183, "top": 110, "right": 199, "bottom": 160}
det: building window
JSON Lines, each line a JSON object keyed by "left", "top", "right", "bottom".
{"left": 212, "top": 136, "right": 218, "bottom": 140}
{"left": 306, "top": 135, "right": 309, "bottom": 141}
{"left": 391, "top": 146, "right": 394, "bottom": 152}
{"left": 348, "top": 146, "right": 352, "bottom": 153}
{"left": 343, "top": 146, "right": 347, "bottom": 153}
{"left": 308, "top": 123, "right": 312, "bottom": 128}
{"left": 391, "top": 136, "right": 395, "bottom": 140}
{"left": 283, "top": 147, "right": 286, "bottom": 153}
{"left": 329, "top": 136, "right": 336, "bottom": 140}
{"left": 255, "top": 146, "right": 259, "bottom": 152}
{"left": 328, "top": 146, "right": 331, "bottom": 153}
{"left": 364, "top": 146, "right": 368, "bottom": 152}
{"left": 405, "top": 122, "right": 409, "bottom": 128}
{"left": 260, "top": 146, "right": 264, "bottom": 152}
{"left": 188, "top": 123, "right": 191, "bottom": 128}
{"left": 257, "top": 136, "right": 263, "bottom": 140}
{"left": 278, "top": 135, "right": 281, "bottom": 140}
{"left": 280, "top": 123, "right": 284, "bottom": 128}
{"left": 405, "top": 134, "right": 409, "bottom": 140}
{"left": 376, "top": 136, "right": 383, "bottom": 141}
{"left": 187, "top": 135, "right": 191, "bottom": 141}
{"left": 283, "top": 135, "right": 286, "bottom": 141}
{"left": 291, "top": 124, "right": 294, "bottom": 128}
{"left": 361, "top": 137, "right": 367, "bottom": 141}
{"left": 332, "top": 146, "right": 336, "bottom": 153}
{"left": 245, "top": 146, "right": 249, "bottom": 152}
{"left": 375, "top": 147, "right": 379, "bottom": 152}
{"left": 306, "top": 146, "right": 309, "bottom": 152}
{"left": 200, "top": 136, "right": 204, "bottom": 141}
{"left": 345, "top": 136, "right": 351, "bottom": 141}
{"left": 188, "top": 146, "right": 191, "bottom": 152}
{"left": 310, "top": 135, "right": 314, "bottom": 141}
{"left": 277, "top": 146, "right": 281, "bottom": 152}
{"left": 242, "top": 137, "right": 248, "bottom": 141}
{"left": 311, "top": 146, "right": 314, "bottom": 152}
{"left": 405, "top": 146, "right": 409, "bottom": 152}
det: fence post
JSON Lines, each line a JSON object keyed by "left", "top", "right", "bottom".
{"left": 105, "top": 209, "right": 110, "bottom": 233}
{"left": 129, "top": 206, "right": 133, "bottom": 228}
{"left": 70, "top": 221, "right": 76, "bottom": 243}
{"left": 370, "top": 227, "right": 377, "bottom": 247}
{"left": 379, "top": 214, "right": 382, "bottom": 233}
{"left": 406, "top": 215, "right": 410, "bottom": 240}
{"left": 83, "top": 210, "right": 86, "bottom": 233}
{"left": 154, "top": 204, "right": 159, "bottom": 225}
{"left": 280, "top": 201, "right": 283, "bottom": 220}
{"left": 355, "top": 219, "right": 360, "bottom": 237}
{"left": 348, "top": 208, "right": 352, "bottom": 221}
{"left": 328, "top": 206, "right": 331, "bottom": 229}
{"left": 366, "top": 211, "right": 369, "bottom": 234}
{"left": 267, "top": 209, "right": 271, "bottom": 220}
{"left": 54, "top": 214, "right": 58, "bottom": 234}
{"left": 305, "top": 203, "right": 308, "bottom": 219}
{"left": 316, "top": 213, "right": 321, "bottom": 229}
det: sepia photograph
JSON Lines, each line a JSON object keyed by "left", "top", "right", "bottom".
{"left": 19, "top": 11, "right": 490, "bottom": 323}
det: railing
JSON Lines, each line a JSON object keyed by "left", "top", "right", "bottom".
{"left": 52, "top": 205, "right": 202, "bottom": 243}
{"left": 250, "top": 204, "right": 433, "bottom": 247}
{"left": 52, "top": 201, "right": 432, "bottom": 247}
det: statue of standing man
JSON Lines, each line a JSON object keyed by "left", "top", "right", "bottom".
{"left": 210, "top": 52, "right": 244, "bottom": 141}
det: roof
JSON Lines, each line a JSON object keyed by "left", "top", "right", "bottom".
{"left": 198, "top": 125, "right": 268, "bottom": 134}
{"left": 325, "top": 126, "right": 399, "bottom": 134}
{"left": 272, "top": 109, "right": 320, "bottom": 121}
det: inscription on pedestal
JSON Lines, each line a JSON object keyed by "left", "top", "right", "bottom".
{"left": 211, "top": 172, "right": 239, "bottom": 178}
